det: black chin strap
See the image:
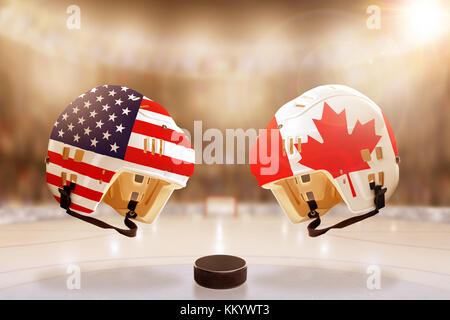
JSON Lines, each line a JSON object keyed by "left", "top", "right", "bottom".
{"left": 306, "top": 182, "right": 387, "bottom": 237}
{"left": 58, "top": 183, "right": 138, "bottom": 237}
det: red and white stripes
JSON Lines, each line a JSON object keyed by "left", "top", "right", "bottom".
{"left": 124, "top": 97, "right": 195, "bottom": 177}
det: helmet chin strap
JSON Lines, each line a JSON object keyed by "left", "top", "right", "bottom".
{"left": 306, "top": 182, "right": 387, "bottom": 237}
{"left": 58, "top": 183, "right": 138, "bottom": 237}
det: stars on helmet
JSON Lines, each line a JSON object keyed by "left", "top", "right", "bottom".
{"left": 108, "top": 113, "right": 117, "bottom": 122}
{"left": 128, "top": 94, "right": 139, "bottom": 101}
{"left": 102, "top": 130, "right": 111, "bottom": 140}
{"left": 90, "top": 138, "right": 98, "bottom": 147}
{"left": 84, "top": 127, "right": 92, "bottom": 135}
{"left": 116, "top": 124, "right": 125, "bottom": 133}
{"left": 110, "top": 143, "right": 119, "bottom": 152}
{"left": 52, "top": 85, "right": 144, "bottom": 159}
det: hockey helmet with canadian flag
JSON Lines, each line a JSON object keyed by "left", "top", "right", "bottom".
{"left": 250, "top": 85, "right": 399, "bottom": 237}
{"left": 46, "top": 85, "right": 195, "bottom": 237}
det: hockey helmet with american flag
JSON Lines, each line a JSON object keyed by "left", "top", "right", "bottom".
{"left": 46, "top": 85, "right": 194, "bottom": 237}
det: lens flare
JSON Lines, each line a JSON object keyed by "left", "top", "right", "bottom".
{"left": 403, "top": 0, "right": 448, "bottom": 44}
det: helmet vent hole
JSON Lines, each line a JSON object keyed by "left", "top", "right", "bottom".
{"left": 296, "top": 138, "right": 301, "bottom": 152}
{"left": 378, "top": 172, "right": 384, "bottom": 186}
{"left": 62, "top": 147, "right": 70, "bottom": 160}
{"left": 306, "top": 191, "right": 315, "bottom": 201}
{"left": 301, "top": 174, "right": 311, "bottom": 183}
{"left": 74, "top": 150, "right": 85, "bottom": 162}
{"left": 361, "top": 149, "right": 371, "bottom": 162}
{"left": 134, "top": 175, "right": 144, "bottom": 183}
{"left": 375, "top": 147, "right": 383, "bottom": 160}
{"left": 130, "top": 192, "right": 139, "bottom": 201}
{"left": 61, "top": 172, "right": 67, "bottom": 186}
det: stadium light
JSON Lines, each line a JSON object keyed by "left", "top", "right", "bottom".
{"left": 403, "top": 0, "right": 448, "bottom": 45}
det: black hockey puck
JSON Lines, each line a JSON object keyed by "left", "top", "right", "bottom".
{"left": 194, "top": 254, "right": 247, "bottom": 289}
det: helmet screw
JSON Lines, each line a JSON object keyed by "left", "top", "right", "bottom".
{"left": 308, "top": 210, "right": 319, "bottom": 219}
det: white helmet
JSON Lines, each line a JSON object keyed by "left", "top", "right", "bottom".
{"left": 46, "top": 85, "right": 195, "bottom": 237}
{"left": 250, "top": 85, "right": 399, "bottom": 236}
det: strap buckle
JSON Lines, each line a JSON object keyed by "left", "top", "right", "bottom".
{"left": 58, "top": 182, "right": 76, "bottom": 210}
{"left": 370, "top": 181, "right": 387, "bottom": 210}
{"left": 306, "top": 200, "right": 319, "bottom": 218}
{"left": 127, "top": 200, "right": 138, "bottom": 219}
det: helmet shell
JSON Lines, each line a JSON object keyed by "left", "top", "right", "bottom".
{"left": 250, "top": 84, "right": 399, "bottom": 215}
{"left": 46, "top": 85, "right": 194, "bottom": 217}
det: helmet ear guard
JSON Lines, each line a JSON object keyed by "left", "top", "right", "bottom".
{"left": 267, "top": 171, "right": 342, "bottom": 223}
{"left": 57, "top": 170, "right": 178, "bottom": 237}
{"left": 267, "top": 170, "right": 386, "bottom": 237}
{"left": 103, "top": 171, "right": 177, "bottom": 224}
{"left": 58, "top": 182, "right": 139, "bottom": 237}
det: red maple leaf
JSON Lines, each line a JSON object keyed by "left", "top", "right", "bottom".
{"left": 296, "top": 102, "right": 381, "bottom": 197}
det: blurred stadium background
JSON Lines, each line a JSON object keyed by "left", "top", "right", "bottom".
{"left": 0, "top": 0, "right": 448, "bottom": 211}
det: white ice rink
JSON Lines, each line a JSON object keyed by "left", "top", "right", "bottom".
{"left": 0, "top": 204, "right": 449, "bottom": 299}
